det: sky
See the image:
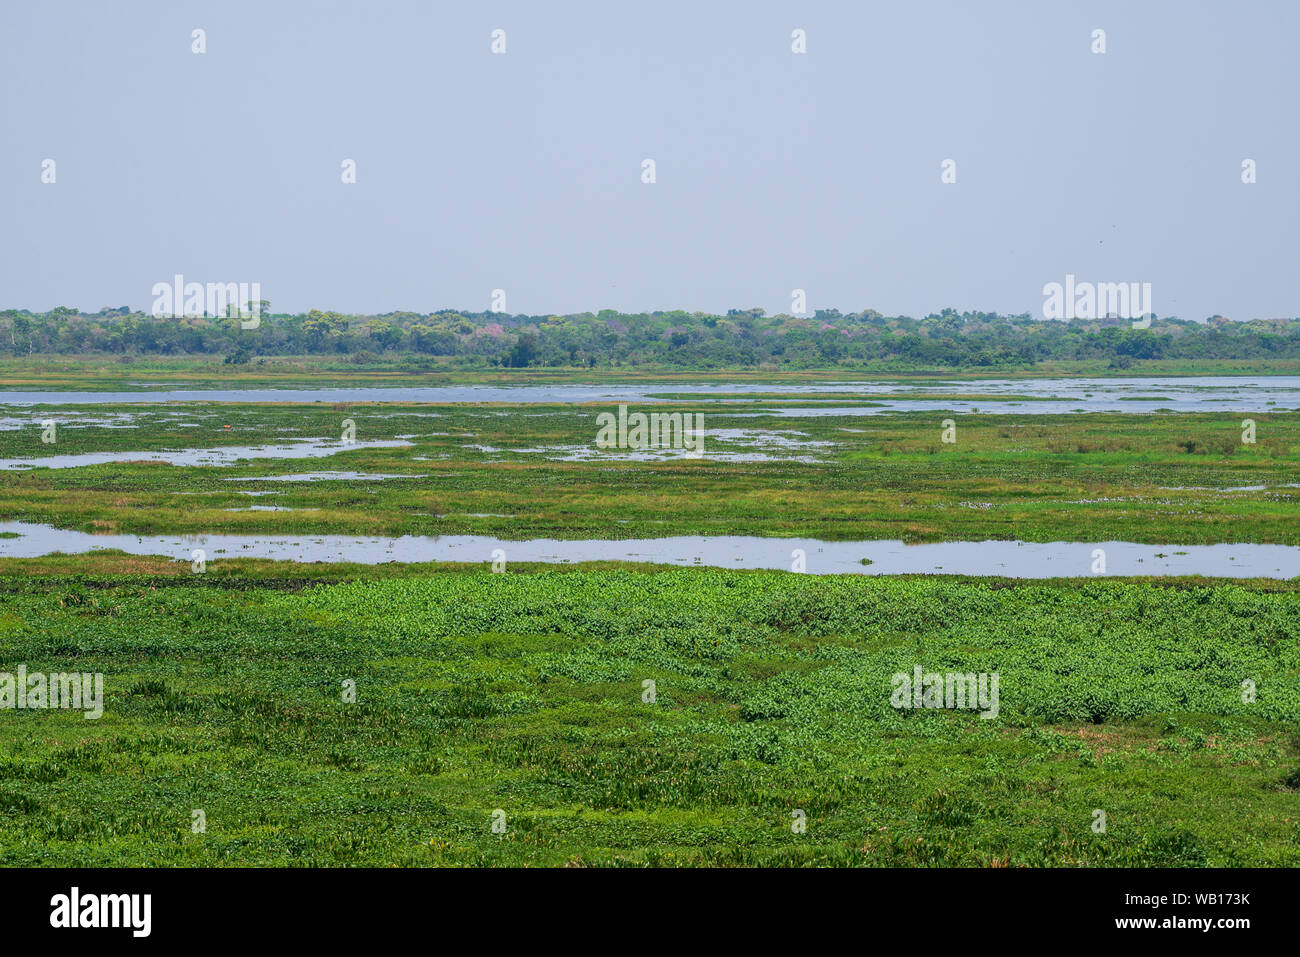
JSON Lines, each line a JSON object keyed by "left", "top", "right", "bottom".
{"left": 1, "top": 0, "right": 1296, "bottom": 320}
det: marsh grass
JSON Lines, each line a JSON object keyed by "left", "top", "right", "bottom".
{"left": 0, "top": 570, "right": 1296, "bottom": 866}
{"left": 1, "top": 404, "right": 1296, "bottom": 544}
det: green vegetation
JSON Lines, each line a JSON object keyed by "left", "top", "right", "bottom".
{"left": 3, "top": 307, "right": 1299, "bottom": 372}
{"left": 3, "top": 371, "right": 1296, "bottom": 868}
{"left": 3, "top": 403, "right": 1297, "bottom": 544}
{"left": 0, "top": 570, "right": 1296, "bottom": 866}
{"left": 4, "top": 355, "right": 1300, "bottom": 392}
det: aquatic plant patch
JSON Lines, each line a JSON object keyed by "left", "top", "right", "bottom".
{"left": 0, "top": 570, "right": 1295, "bottom": 866}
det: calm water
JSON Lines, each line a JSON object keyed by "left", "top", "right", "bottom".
{"left": 2, "top": 522, "right": 1295, "bottom": 578}
{"left": 0, "top": 439, "right": 411, "bottom": 471}
{"left": 1, "top": 376, "right": 1297, "bottom": 414}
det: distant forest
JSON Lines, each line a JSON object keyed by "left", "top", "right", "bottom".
{"left": 4, "top": 306, "right": 1299, "bottom": 370}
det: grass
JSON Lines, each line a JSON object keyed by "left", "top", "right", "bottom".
{"left": 2, "top": 372, "right": 1297, "bottom": 868}
{"left": 2, "top": 403, "right": 1297, "bottom": 544}
{"left": 0, "top": 569, "right": 1296, "bottom": 866}
{"left": 0, "top": 354, "right": 1296, "bottom": 390}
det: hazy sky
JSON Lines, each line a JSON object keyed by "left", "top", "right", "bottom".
{"left": 2, "top": 1, "right": 1296, "bottom": 320}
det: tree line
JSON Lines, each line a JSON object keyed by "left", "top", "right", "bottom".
{"left": 3, "top": 305, "right": 1298, "bottom": 369}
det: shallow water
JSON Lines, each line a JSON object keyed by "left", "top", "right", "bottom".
{"left": 1, "top": 376, "right": 1297, "bottom": 415}
{"left": 222, "top": 471, "right": 423, "bottom": 482}
{"left": 0, "top": 438, "right": 412, "bottom": 471}
{"left": 469, "top": 432, "right": 826, "bottom": 463}
{"left": 224, "top": 505, "right": 319, "bottom": 512}
{"left": 1, "top": 522, "right": 1294, "bottom": 577}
